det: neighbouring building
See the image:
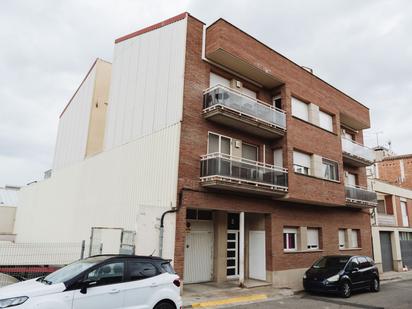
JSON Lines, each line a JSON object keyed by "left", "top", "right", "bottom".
{"left": 16, "top": 13, "right": 377, "bottom": 289}
{"left": 374, "top": 153, "right": 412, "bottom": 190}
{"left": 369, "top": 179, "right": 412, "bottom": 272}
{"left": 0, "top": 186, "right": 19, "bottom": 242}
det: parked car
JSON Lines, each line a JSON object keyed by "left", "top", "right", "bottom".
{"left": 0, "top": 255, "right": 182, "bottom": 309}
{"left": 303, "top": 255, "right": 380, "bottom": 298}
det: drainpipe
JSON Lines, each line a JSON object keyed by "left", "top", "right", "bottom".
{"left": 239, "top": 211, "right": 245, "bottom": 287}
{"left": 159, "top": 191, "right": 183, "bottom": 258}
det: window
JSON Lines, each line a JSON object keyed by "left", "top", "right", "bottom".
{"left": 293, "top": 151, "right": 311, "bottom": 175}
{"left": 186, "top": 209, "right": 213, "bottom": 221}
{"left": 351, "top": 230, "right": 360, "bottom": 248}
{"left": 128, "top": 262, "right": 159, "bottom": 281}
{"left": 242, "top": 143, "right": 258, "bottom": 161}
{"left": 273, "top": 148, "right": 283, "bottom": 167}
{"left": 283, "top": 228, "right": 297, "bottom": 251}
{"left": 347, "top": 258, "right": 360, "bottom": 271}
{"left": 86, "top": 262, "right": 124, "bottom": 286}
{"left": 357, "top": 257, "right": 369, "bottom": 269}
{"left": 273, "top": 94, "right": 282, "bottom": 109}
{"left": 319, "top": 110, "right": 333, "bottom": 132}
{"left": 401, "top": 201, "right": 409, "bottom": 227}
{"left": 291, "top": 97, "right": 309, "bottom": 121}
{"left": 210, "top": 72, "right": 230, "bottom": 88}
{"left": 341, "top": 128, "right": 354, "bottom": 141}
{"left": 377, "top": 200, "right": 386, "bottom": 214}
{"left": 241, "top": 87, "right": 257, "bottom": 99}
{"left": 339, "top": 229, "right": 346, "bottom": 249}
{"left": 322, "top": 159, "right": 339, "bottom": 181}
{"left": 345, "top": 172, "right": 357, "bottom": 187}
{"left": 307, "top": 228, "right": 320, "bottom": 250}
{"left": 208, "top": 133, "right": 231, "bottom": 155}
{"left": 400, "top": 232, "right": 412, "bottom": 240}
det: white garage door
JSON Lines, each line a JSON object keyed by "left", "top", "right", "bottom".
{"left": 249, "top": 230, "right": 266, "bottom": 281}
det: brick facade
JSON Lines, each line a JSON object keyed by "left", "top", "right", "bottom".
{"left": 377, "top": 155, "right": 412, "bottom": 190}
{"left": 174, "top": 15, "right": 373, "bottom": 281}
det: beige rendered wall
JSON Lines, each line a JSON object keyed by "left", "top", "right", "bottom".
{"left": 0, "top": 206, "right": 16, "bottom": 234}
{"left": 85, "top": 59, "right": 111, "bottom": 157}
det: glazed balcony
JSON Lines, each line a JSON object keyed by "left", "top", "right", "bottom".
{"left": 341, "top": 137, "right": 375, "bottom": 167}
{"left": 345, "top": 185, "right": 377, "bottom": 207}
{"left": 203, "top": 85, "right": 286, "bottom": 139}
{"left": 200, "top": 152, "right": 288, "bottom": 196}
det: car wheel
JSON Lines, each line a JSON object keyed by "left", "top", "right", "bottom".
{"left": 370, "top": 277, "right": 380, "bottom": 292}
{"left": 340, "top": 281, "right": 351, "bottom": 298}
{"left": 154, "top": 300, "right": 175, "bottom": 309}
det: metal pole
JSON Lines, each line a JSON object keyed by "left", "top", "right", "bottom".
{"left": 80, "top": 240, "right": 85, "bottom": 259}
{"left": 239, "top": 211, "right": 245, "bottom": 287}
{"left": 88, "top": 228, "right": 94, "bottom": 257}
{"left": 159, "top": 227, "right": 164, "bottom": 258}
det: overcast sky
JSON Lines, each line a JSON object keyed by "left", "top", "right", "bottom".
{"left": 1, "top": 0, "right": 411, "bottom": 187}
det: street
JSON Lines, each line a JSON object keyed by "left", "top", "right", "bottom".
{"left": 233, "top": 280, "right": 412, "bottom": 309}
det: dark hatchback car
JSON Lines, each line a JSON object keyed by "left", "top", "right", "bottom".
{"left": 303, "top": 255, "right": 380, "bottom": 298}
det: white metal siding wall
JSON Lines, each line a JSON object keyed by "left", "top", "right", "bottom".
{"left": 104, "top": 18, "right": 187, "bottom": 150}
{"left": 53, "top": 66, "right": 97, "bottom": 170}
{"left": 15, "top": 124, "right": 181, "bottom": 260}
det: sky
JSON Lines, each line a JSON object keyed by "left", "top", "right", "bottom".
{"left": 0, "top": 0, "right": 411, "bottom": 187}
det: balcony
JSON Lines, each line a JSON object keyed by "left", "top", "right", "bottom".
{"left": 203, "top": 85, "right": 286, "bottom": 139}
{"left": 200, "top": 152, "right": 288, "bottom": 196}
{"left": 345, "top": 185, "right": 377, "bottom": 207}
{"left": 341, "top": 137, "right": 375, "bottom": 167}
{"left": 375, "top": 213, "right": 396, "bottom": 226}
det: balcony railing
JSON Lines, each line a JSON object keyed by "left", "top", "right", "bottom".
{"left": 200, "top": 152, "right": 288, "bottom": 195}
{"left": 376, "top": 213, "right": 396, "bottom": 226}
{"left": 345, "top": 185, "right": 377, "bottom": 207}
{"left": 203, "top": 85, "right": 286, "bottom": 138}
{"left": 341, "top": 137, "right": 375, "bottom": 166}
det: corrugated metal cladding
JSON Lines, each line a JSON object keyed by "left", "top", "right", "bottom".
{"left": 104, "top": 17, "right": 188, "bottom": 150}
{"left": 52, "top": 65, "right": 97, "bottom": 171}
{"left": 15, "top": 124, "right": 181, "bottom": 260}
{"left": 0, "top": 188, "right": 19, "bottom": 207}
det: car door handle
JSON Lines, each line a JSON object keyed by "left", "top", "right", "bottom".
{"left": 150, "top": 282, "right": 159, "bottom": 288}
{"left": 109, "top": 289, "right": 120, "bottom": 294}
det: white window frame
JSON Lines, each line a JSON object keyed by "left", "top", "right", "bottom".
{"left": 322, "top": 158, "right": 339, "bottom": 181}
{"left": 283, "top": 228, "right": 298, "bottom": 252}
{"left": 273, "top": 148, "right": 283, "bottom": 167}
{"left": 307, "top": 228, "right": 320, "bottom": 250}
{"left": 339, "top": 229, "right": 346, "bottom": 249}
{"left": 351, "top": 230, "right": 359, "bottom": 248}
{"left": 293, "top": 151, "right": 311, "bottom": 175}
{"left": 241, "top": 142, "right": 258, "bottom": 161}
{"left": 291, "top": 97, "right": 309, "bottom": 122}
{"left": 401, "top": 201, "right": 409, "bottom": 227}
{"left": 319, "top": 110, "right": 334, "bottom": 132}
{"left": 207, "top": 132, "right": 232, "bottom": 155}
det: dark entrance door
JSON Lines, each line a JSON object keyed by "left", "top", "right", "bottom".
{"left": 380, "top": 232, "right": 394, "bottom": 272}
{"left": 400, "top": 232, "right": 412, "bottom": 269}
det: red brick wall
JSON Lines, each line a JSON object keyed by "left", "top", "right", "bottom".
{"left": 377, "top": 157, "right": 412, "bottom": 190}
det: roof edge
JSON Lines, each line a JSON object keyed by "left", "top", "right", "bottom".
{"left": 115, "top": 12, "right": 196, "bottom": 44}
{"left": 207, "top": 18, "right": 370, "bottom": 110}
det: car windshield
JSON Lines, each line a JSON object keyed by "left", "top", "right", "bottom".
{"left": 43, "top": 257, "right": 108, "bottom": 285}
{"left": 312, "top": 256, "right": 350, "bottom": 270}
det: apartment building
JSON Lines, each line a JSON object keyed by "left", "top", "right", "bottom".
{"left": 16, "top": 13, "right": 377, "bottom": 289}
{"left": 374, "top": 154, "right": 412, "bottom": 190}
{"left": 369, "top": 179, "right": 412, "bottom": 272}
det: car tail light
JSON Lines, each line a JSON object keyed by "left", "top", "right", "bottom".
{"left": 173, "top": 278, "right": 181, "bottom": 287}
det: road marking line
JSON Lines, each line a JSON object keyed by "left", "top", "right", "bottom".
{"left": 191, "top": 294, "right": 267, "bottom": 307}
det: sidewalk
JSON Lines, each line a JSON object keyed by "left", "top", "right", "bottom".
{"left": 182, "top": 280, "right": 294, "bottom": 308}
{"left": 380, "top": 270, "right": 412, "bottom": 284}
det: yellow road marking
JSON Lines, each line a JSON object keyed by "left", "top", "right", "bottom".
{"left": 191, "top": 294, "right": 268, "bottom": 307}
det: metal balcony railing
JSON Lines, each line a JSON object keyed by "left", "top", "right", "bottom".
{"left": 345, "top": 185, "right": 377, "bottom": 206}
{"left": 200, "top": 152, "right": 288, "bottom": 190}
{"left": 341, "top": 137, "right": 375, "bottom": 163}
{"left": 203, "top": 85, "right": 286, "bottom": 130}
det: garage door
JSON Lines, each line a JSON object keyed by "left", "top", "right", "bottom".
{"left": 380, "top": 232, "right": 394, "bottom": 272}
{"left": 400, "top": 232, "right": 412, "bottom": 269}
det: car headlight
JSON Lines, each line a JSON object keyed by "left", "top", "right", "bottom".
{"left": 303, "top": 273, "right": 307, "bottom": 279}
{"left": 326, "top": 274, "right": 340, "bottom": 283}
{"left": 0, "top": 296, "right": 28, "bottom": 308}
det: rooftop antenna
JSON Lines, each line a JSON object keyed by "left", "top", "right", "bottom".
{"left": 372, "top": 131, "right": 384, "bottom": 147}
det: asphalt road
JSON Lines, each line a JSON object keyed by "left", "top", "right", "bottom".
{"left": 233, "top": 280, "right": 412, "bottom": 309}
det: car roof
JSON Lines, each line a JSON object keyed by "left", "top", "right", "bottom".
{"left": 86, "top": 254, "right": 170, "bottom": 262}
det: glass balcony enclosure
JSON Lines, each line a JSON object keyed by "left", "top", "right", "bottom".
{"left": 345, "top": 185, "right": 377, "bottom": 207}
{"left": 341, "top": 137, "right": 375, "bottom": 166}
{"left": 200, "top": 152, "right": 288, "bottom": 194}
{"left": 203, "top": 85, "right": 286, "bottom": 138}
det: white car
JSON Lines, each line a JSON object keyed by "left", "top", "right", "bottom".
{"left": 0, "top": 255, "right": 182, "bottom": 309}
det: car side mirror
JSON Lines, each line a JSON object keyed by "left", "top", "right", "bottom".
{"left": 352, "top": 267, "right": 360, "bottom": 273}
{"left": 80, "top": 280, "right": 97, "bottom": 294}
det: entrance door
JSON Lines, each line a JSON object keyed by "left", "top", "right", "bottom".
{"left": 227, "top": 230, "right": 239, "bottom": 278}
{"left": 249, "top": 231, "right": 266, "bottom": 281}
{"left": 400, "top": 232, "right": 412, "bottom": 269}
{"left": 380, "top": 232, "right": 394, "bottom": 272}
{"left": 184, "top": 231, "right": 214, "bottom": 283}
